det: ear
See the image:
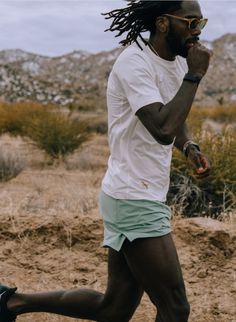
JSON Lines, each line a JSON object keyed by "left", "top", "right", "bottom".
{"left": 155, "top": 16, "right": 169, "bottom": 33}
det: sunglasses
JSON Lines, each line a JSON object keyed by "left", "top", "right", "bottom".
{"left": 163, "top": 14, "right": 208, "bottom": 30}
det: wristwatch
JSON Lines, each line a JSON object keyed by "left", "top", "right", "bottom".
{"left": 183, "top": 140, "right": 201, "bottom": 158}
{"left": 183, "top": 73, "right": 202, "bottom": 85}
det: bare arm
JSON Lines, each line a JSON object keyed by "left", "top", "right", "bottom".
{"left": 136, "top": 43, "right": 212, "bottom": 145}
{"left": 174, "top": 123, "right": 192, "bottom": 151}
{"left": 136, "top": 80, "right": 198, "bottom": 145}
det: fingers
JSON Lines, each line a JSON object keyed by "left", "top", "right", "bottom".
{"left": 200, "top": 154, "right": 211, "bottom": 170}
{"left": 194, "top": 154, "right": 211, "bottom": 179}
{"left": 188, "top": 151, "right": 211, "bottom": 179}
{"left": 194, "top": 166, "right": 210, "bottom": 179}
{"left": 187, "top": 43, "right": 213, "bottom": 77}
{"left": 191, "top": 42, "right": 213, "bottom": 56}
{"left": 198, "top": 43, "right": 213, "bottom": 56}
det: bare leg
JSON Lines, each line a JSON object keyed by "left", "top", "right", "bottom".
{"left": 122, "top": 234, "right": 190, "bottom": 322}
{"left": 7, "top": 248, "right": 143, "bottom": 322}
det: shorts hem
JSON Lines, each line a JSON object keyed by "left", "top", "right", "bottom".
{"left": 102, "top": 229, "right": 172, "bottom": 252}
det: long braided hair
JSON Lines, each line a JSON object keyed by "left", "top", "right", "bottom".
{"left": 103, "top": 1, "right": 182, "bottom": 49}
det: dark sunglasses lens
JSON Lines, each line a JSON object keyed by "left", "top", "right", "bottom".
{"left": 199, "top": 19, "right": 207, "bottom": 29}
{"left": 190, "top": 19, "right": 199, "bottom": 29}
{"left": 190, "top": 18, "right": 207, "bottom": 30}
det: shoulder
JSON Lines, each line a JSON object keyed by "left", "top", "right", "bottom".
{"left": 113, "top": 43, "right": 153, "bottom": 75}
{"left": 116, "top": 43, "right": 147, "bottom": 63}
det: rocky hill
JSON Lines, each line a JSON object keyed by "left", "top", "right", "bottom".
{"left": 0, "top": 33, "right": 235, "bottom": 107}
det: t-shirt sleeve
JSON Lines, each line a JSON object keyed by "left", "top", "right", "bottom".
{"left": 114, "top": 51, "right": 164, "bottom": 114}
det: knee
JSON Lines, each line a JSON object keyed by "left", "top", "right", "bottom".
{"left": 150, "top": 291, "right": 190, "bottom": 322}
{"left": 100, "top": 310, "right": 133, "bottom": 322}
{"left": 98, "top": 306, "right": 137, "bottom": 322}
{"left": 173, "top": 300, "right": 190, "bottom": 322}
{"left": 98, "top": 291, "right": 143, "bottom": 322}
{"left": 173, "top": 292, "right": 190, "bottom": 322}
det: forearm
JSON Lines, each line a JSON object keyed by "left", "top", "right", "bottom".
{"left": 174, "top": 123, "right": 203, "bottom": 162}
{"left": 136, "top": 44, "right": 212, "bottom": 145}
{"left": 174, "top": 123, "right": 192, "bottom": 152}
{"left": 157, "top": 80, "right": 198, "bottom": 137}
{"left": 136, "top": 80, "right": 198, "bottom": 144}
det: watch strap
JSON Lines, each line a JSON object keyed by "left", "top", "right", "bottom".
{"left": 183, "top": 72, "right": 202, "bottom": 85}
{"left": 183, "top": 140, "right": 200, "bottom": 158}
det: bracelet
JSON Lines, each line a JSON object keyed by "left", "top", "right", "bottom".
{"left": 183, "top": 140, "right": 200, "bottom": 158}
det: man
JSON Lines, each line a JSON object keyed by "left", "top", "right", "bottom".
{"left": 0, "top": 1, "right": 211, "bottom": 321}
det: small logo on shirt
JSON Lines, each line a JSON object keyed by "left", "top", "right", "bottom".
{"left": 141, "top": 180, "right": 149, "bottom": 189}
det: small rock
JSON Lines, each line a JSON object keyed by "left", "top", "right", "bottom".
{"left": 73, "top": 278, "right": 78, "bottom": 285}
{"left": 197, "top": 269, "right": 208, "bottom": 278}
{"left": 3, "top": 248, "right": 12, "bottom": 256}
{"left": 188, "top": 276, "right": 198, "bottom": 283}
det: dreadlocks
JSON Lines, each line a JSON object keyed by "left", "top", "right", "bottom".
{"left": 103, "top": 1, "right": 182, "bottom": 49}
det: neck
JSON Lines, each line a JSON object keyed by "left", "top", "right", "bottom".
{"left": 149, "top": 36, "right": 176, "bottom": 61}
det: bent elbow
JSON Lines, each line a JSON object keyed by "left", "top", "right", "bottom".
{"left": 143, "top": 122, "right": 175, "bottom": 145}
{"left": 155, "top": 132, "right": 175, "bottom": 145}
{"left": 152, "top": 125, "right": 175, "bottom": 145}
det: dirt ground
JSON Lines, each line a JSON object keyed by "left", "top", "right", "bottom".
{"left": 0, "top": 134, "right": 235, "bottom": 322}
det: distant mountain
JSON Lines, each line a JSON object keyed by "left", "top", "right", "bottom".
{"left": 0, "top": 33, "right": 235, "bottom": 107}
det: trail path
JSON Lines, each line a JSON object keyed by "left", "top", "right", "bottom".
{"left": 0, "top": 134, "right": 235, "bottom": 321}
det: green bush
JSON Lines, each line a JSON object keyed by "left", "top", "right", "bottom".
{"left": 168, "top": 106, "right": 236, "bottom": 217}
{"left": 0, "top": 102, "right": 90, "bottom": 160}
{"left": 26, "top": 112, "right": 90, "bottom": 160}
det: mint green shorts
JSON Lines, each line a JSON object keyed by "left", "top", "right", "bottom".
{"left": 99, "top": 191, "right": 172, "bottom": 251}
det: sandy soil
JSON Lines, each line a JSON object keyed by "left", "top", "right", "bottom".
{"left": 0, "top": 134, "right": 235, "bottom": 322}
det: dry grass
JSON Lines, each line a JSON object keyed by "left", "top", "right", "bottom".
{"left": 65, "top": 134, "right": 109, "bottom": 171}
{"left": 0, "top": 124, "right": 235, "bottom": 322}
{"left": 169, "top": 105, "right": 236, "bottom": 217}
{"left": 188, "top": 104, "right": 236, "bottom": 130}
{"left": 0, "top": 102, "right": 54, "bottom": 136}
{"left": 0, "top": 145, "right": 25, "bottom": 181}
{"left": 0, "top": 102, "right": 235, "bottom": 217}
{"left": 0, "top": 102, "right": 91, "bottom": 160}
{"left": 0, "top": 134, "right": 107, "bottom": 218}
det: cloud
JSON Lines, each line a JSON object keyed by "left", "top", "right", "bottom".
{"left": 0, "top": 0, "right": 235, "bottom": 56}
{"left": 200, "top": 0, "right": 236, "bottom": 40}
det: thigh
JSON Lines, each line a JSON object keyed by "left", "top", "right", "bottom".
{"left": 99, "top": 248, "right": 144, "bottom": 321}
{"left": 122, "top": 234, "right": 188, "bottom": 312}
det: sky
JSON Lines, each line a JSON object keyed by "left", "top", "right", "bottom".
{"left": 0, "top": 0, "right": 235, "bottom": 57}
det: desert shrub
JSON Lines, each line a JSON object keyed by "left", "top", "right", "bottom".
{"left": 84, "top": 116, "right": 108, "bottom": 134}
{"left": 207, "top": 105, "right": 236, "bottom": 122}
{"left": 69, "top": 101, "right": 95, "bottom": 112}
{"left": 168, "top": 107, "right": 236, "bottom": 218}
{"left": 0, "top": 146, "right": 25, "bottom": 181}
{"left": 26, "top": 112, "right": 90, "bottom": 159}
{"left": 0, "top": 102, "right": 91, "bottom": 160}
{"left": 68, "top": 96, "right": 106, "bottom": 113}
{"left": 188, "top": 104, "right": 236, "bottom": 130}
{"left": 0, "top": 102, "right": 53, "bottom": 136}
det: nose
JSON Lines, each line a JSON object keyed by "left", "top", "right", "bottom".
{"left": 191, "top": 27, "right": 201, "bottom": 37}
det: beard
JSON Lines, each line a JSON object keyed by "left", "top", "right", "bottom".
{"left": 165, "top": 23, "right": 189, "bottom": 58}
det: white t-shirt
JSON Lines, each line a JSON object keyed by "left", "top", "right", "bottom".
{"left": 102, "top": 42, "right": 187, "bottom": 201}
